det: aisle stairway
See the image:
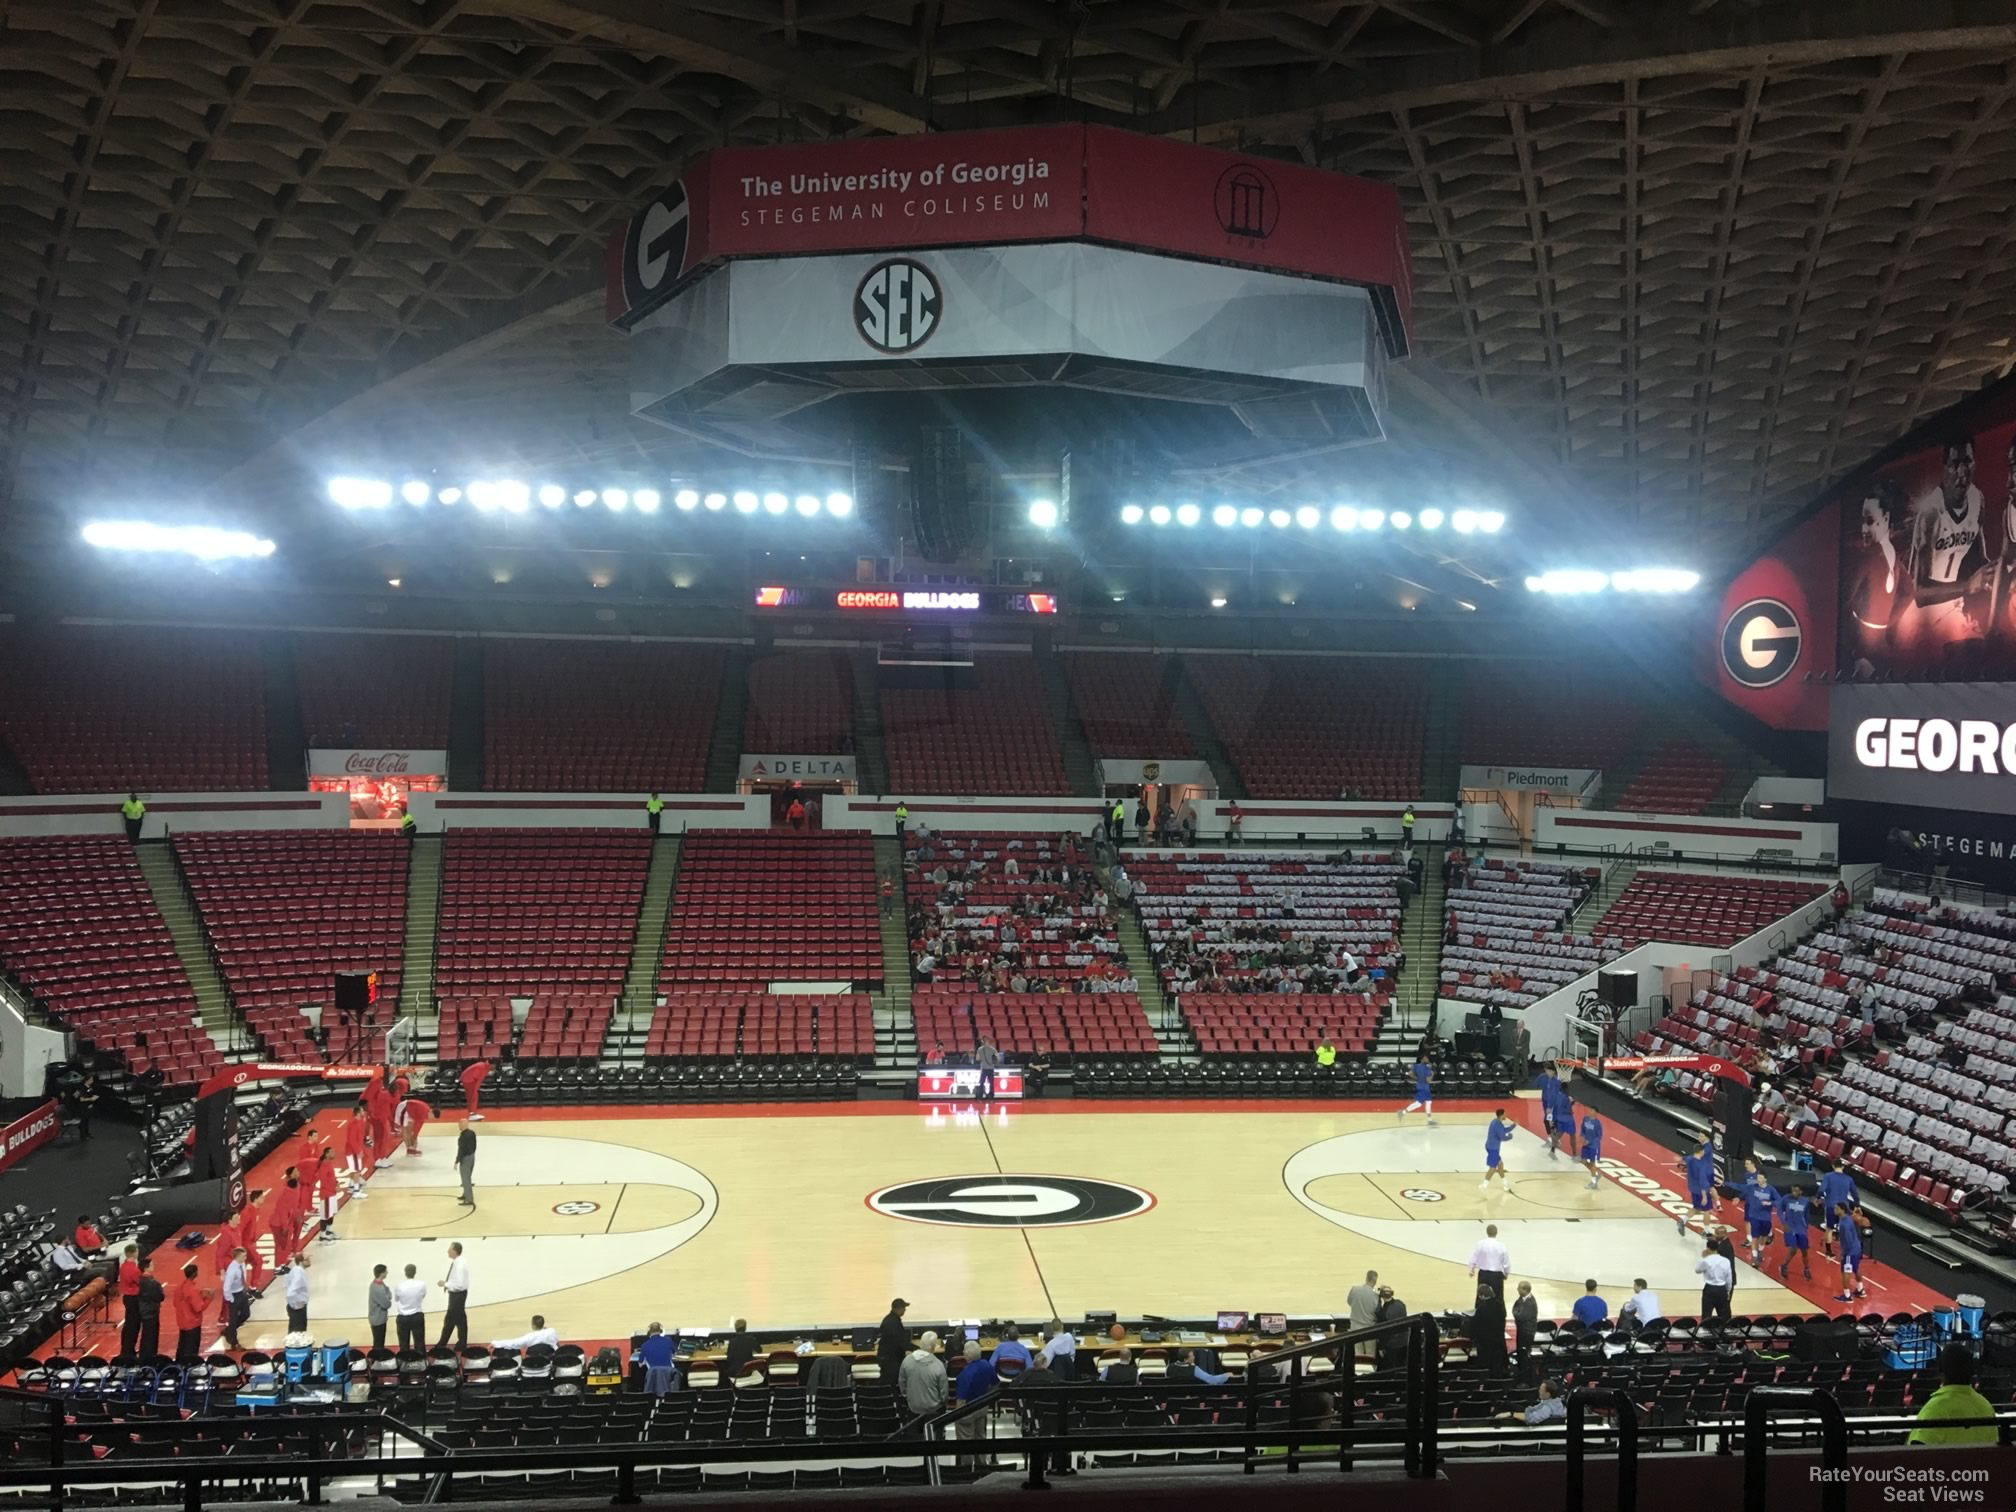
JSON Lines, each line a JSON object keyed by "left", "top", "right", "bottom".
{"left": 397, "top": 836, "right": 443, "bottom": 1020}
{"left": 850, "top": 649, "right": 888, "bottom": 795}
{"left": 603, "top": 835, "right": 683, "bottom": 1062}
{"left": 873, "top": 835, "right": 915, "bottom": 1067}
{"left": 1376, "top": 848, "right": 1445, "bottom": 1059}
{"left": 1572, "top": 858, "right": 1643, "bottom": 936}
{"left": 262, "top": 636, "right": 306, "bottom": 791}
{"left": 134, "top": 844, "right": 244, "bottom": 1057}
{"left": 1037, "top": 642, "right": 1098, "bottom": 796}
{"left": 1115, "top": 908, "right": 1193, "bottom": 1060}
{"left": 703, "top": 647, "right": 749, "bottom": 793}
{"left": 1173, "top": 658, "right": 1242, "bottom": 799}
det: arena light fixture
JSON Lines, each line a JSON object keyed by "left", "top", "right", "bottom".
{"left": 1211, "top": 503, "right": 1237, "bottom": 527}
{"left": 572, "top": 490, "right": 596, "bottom": 508}
{"left": 1209, "top": 595, "right": 1228, "bottom": 608}
{"left": 1479, "top": 511, "right": 1506, "bottom": 533}
{"left": 635, "top": 488, "right": 662, "bottom": 513}
{"left": 603, "top": 488, "right": 630, "bottom": 512}
{"left": 1611, "top": 568, "right": 1701, "bottom": 593}
{"left": 467, "top": 480, "right": 499, "bottom": 513}
{"left": 674, "top": 489, "right": 700, "bottom": 511}
{"left": 733, "top": 491, "right": 759, "bottom": 514}
{"left": 1451, "top": 509, "right": 1477, "bottom": 534}
{"left": 1265, "top": 509, "right": 1288, "bottom": 528}
{"left": 438, "top": 487, "right": 462, "bottom": 505}
{"left": 1391, "top": 510, "right": 1413, "bottom": 530}
{"left": 826, "top": 492, "right": 854, "bottom": 518}
{"left": 1525, "top": 569, "right": 1610, "bottom": 595}
{"left": 538, "top": 484, "right": 565, "bottom": 509}
{"left": 704, "top": 492, "right": 728, "bottom": 512}
{"left": 794, "top": 493, "right": 821, "bottom": 518}
{"left": 400, "top": 480, "right": 432, "bottom": 506}
{"left": 762, "top": 491, "right": 789, "bottom": 516}
{"left": 1027, "top": 498, "right": 1059, "bottom": 529}
{"left": 1294, "top": 505, "right": 1320, "bottom": 529}
{"left": 1359, "top": 509, "right": 1386, "bottom": 531}
{"left": 1331, "top": 506, "right": 1357, "bottom": 532}
{"left": 1419, "top": 507, "right": 1444, "bottom": 529}
{"left": 1148, "top": 504, "right": 1172, "bottom": 526}
{"left": 1176, "top": 503, "right": 1201, "bottom": 527}
{"left": 328, "top": 476, "right": 392, "bottom": 510}
{"left": 82, "top": 520, "right": 276, "bottom": 560}
{"left": 1240, "top": 506, "right": 1264, "bottom": 528}
{"left": 497, "top": 480, "right": 530, "bottom": 513}
{"left": 1120, "top": 504, "right": 1145, "bottom": 525}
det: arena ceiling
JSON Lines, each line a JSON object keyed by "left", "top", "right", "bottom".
{"left": 6, "top": 0, "right": 2016, "bottom": 564}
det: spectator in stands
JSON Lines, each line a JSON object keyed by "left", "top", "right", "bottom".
{"left": 1038, "top": 1320, "right": 1078, "bottom": 1375}
{"left": 786, "top": 795, "right": 807, "bottom": 831}
{"left": 1621, "top": 1279, "right": 1662, "bottom": 1331}
{"left": 952, "top": 1339, "right": 999, "bottom": 1459}
{"left": 367, "top": 1265, "right": 392, "bottom": 1350}
{"left": 1909, "top": 1345, "right": 1999, "bottom": 1445}
{"left": 877, "top": 1299, "right": 912, "bottom": 1383}
{"left": 1831, "top": 880, "right": 1851, "bottom": 914}
{"left": 1180, "top": 806, "right": 1197, "bottom": 846}
{"left": 494, "top": 1316, "right": 560, "bottom": 1352}
{"left": 638, "top": 1322, "right": 679, "bottom": 1396}
{"left": 1166, "top": 1348, "right": 1230, "bottom": 1386}
{"left": 1099, "top": 1346, "right": 1138, "bottom": 1384}
{"left": 1695, "top": 1241, "right": 1734, "bottom": 1322}
{"left": 923, "top": 1040, "right": 946, "bottom": 1065}
{"left": 74, "top": 1215, "right": 105, "bottom": 1258}
{"left": 991, "top": 1324, "right": 1033, "bottom": 1375}
{"left": 1226, "top": 801, "right": 1243, "bottom": 841}
{"left": 121, "top": 792, "right": 146, "bottom": 843}
{"left": 1512, "top": 1283, "right": 1539, "bottom": 1378}
{"left": 900, "top": 1331, "right": 948, "bottom": 1423}
{"left": 1497, "top": 1378, "right": 1565, "bottom": 1425}
{"left": 1570, "top": 1279, "right": 1608, "bottom": 1329}
{"left": 1787, "top": 1098, "right": 1821, "bottom": 1134}
{"left": 1314, "top": 1033, "right": 1337, "bottom": 1070}
{"left": 1469, "top": 1283, "right": 1509, "bottom": 1378}
{"left": 1133, "top": 797, "right": 1150, "bottom": 843}
{"left": 720, "top": 1319, "right": 758, "bottom": 1379}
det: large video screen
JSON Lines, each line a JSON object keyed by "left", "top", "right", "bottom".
{"left": 1840, "top": 416, "right": 2016, "bottom": 681}
{"left": 1827, "top": 682, "right": 2016, "bottom": 817}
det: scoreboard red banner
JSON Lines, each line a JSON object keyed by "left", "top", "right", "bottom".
{"left": 917, "top": 1067, "right": 1025, "bottom": 1101}
{"left": 0, "top": 1099, "right": 59, "bottom": 1174}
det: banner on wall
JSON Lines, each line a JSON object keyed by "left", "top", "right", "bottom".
{"left": 307, "top": 749, "right": 448, "bottom": 827}
{"left": 1458, "top": 765, "right": 1599, "bottom": 797}
{"left": 739, "top": 755, "right": 857, "bottom": 781}
{"left": 1702, "top": 502, "right": 1839, "bottom": 731}
{"left": 0, "top": 1101, "right": 59, "bottom": 1175}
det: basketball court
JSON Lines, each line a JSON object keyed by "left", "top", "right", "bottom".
{"left": 123, "top": 1094, "right": 1945, "bottom": 1358}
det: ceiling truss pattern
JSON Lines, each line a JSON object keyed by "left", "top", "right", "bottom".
{"left": 4, "top": 0, "right": 2016, "bottom": 544}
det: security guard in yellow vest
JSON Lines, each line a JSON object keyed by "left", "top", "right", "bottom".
{"left": 893, "top": 801, "right": 908, "bottom": 841}
{"left": 120, "top": 793, "right": 146, "bottom": 844}
{"left": 1108, "top": 798, "right": 1125, "bottom": 843}
{"left": 646, "top": 792, "right": 664, "bottom": 835}
{"left": 1401, "top": 806, "right": 1416, "bottom": 849}
{"left": 1314, "top": 1035, "right": 1338, "bottom": 1069}
{"left": 399, "top": 809, "right": 417, "bottom": 837}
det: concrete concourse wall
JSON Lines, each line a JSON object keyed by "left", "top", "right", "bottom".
{"left": 0, "top": 793, "right": 348, "bottom": 837}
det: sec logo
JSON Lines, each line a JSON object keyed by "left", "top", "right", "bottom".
{"left": 1721, "top": 598, "right": 1802, "bottom": 688}
{"left": 865, "top": 1175, "right": 1154, "bottom": 1228}
{"left": 854, "top": 258, "right": 941, "bottom": 354}
{"left": 1399, "top": 1188, "right": 1445, "bottom": 1203}
{"left": 552, "top": 1200, "right": 601, "bottom": 1216}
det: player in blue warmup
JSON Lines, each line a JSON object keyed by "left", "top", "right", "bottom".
{"left": 1818, "top": 1165, "right": 1859, "bottom": 1260}
{"left": 1397, "top": 1060, "right": 1437, "bottom": 1126}
{"left": 1578, "top": 1111, "right": 1604, "bottom": 1190}
{"left": 1549, "top": 1084, "right": 1576, "bottom": 1160}
{"left": 1832, "top": 1203, "right": 1868, "bottom": 1302}
{"left": 1740, "top": 1170, "right": 1776, "bottom": 1267}
{"left": 1678, "top": 1136, "right": 1717, "bottom": 1236}
{"left": 1776, "top": 1183, "right": 1813, "bottom": 1282}
{"left": 1480, "top": 1107, "right": 1519, "bottom": 1195}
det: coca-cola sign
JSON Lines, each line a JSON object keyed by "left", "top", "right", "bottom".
{"left": 308, "top": 748, "right": 448, "bottom": 778}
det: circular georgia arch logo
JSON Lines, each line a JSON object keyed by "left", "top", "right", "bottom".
{"left": 1720, "top": 598, "right": 1802, "bottom": 688}
{"left": 866, "top": 1175, "right": 1155, "bottom": 1228}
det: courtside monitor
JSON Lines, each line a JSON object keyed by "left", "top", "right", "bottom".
{"left": 1257, "top": 1313, "right": 1288, "bottom": 1337}
{"left": 1216, "top": 1311, "right": 1248, "bottom": 1332}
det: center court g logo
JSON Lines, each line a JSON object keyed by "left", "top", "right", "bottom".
{"left": 866, "top": 1175, "right": 1155, "bottom": 1228}
{"left": 1720, "top": 598, "right": 1802, "bottom": 688}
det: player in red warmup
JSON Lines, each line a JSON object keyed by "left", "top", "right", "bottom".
{"left": 270, "top": 1168, "right": 304, "bottom": 1266}
{"left": 402, "top": 1096, "right": 434, "bottom": 1155}
{"left": 366, "top": 1078, "right": 395, "bottom": 1168}
{"left": 237, "top": 1190, "right": 268, "bottom": 1289}
{"left": 342, "top": 1103, "right": 370, "bottom": 1179}
{"left": 311, "top": 1149, "right": 341, "bottom": 1240}
{"left": 460, "top": 1059, "right": 490, "bottom": 1122}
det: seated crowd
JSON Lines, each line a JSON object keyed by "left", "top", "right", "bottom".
{"left": 1440, "top": 855, "right": 1605, "bottom": 1009}
{"left": 904, "top": 830, "right": 1131, "bottom": 993}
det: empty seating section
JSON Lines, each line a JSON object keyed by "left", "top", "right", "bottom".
{"left": 1441, "top": 859, "right": 1601, "bottom": 1008}
{"left": 1457, "top": 661, "right": 1646, "bottom": 771}
{"left": 0, "top": 837, "right": 213, "bottom": 1085}
{"left": 912, "top": 984, "right": 1156, "bottom": 1061}
{"left": 646, "top": 993, "right": 874, "bottom": 1062}
{"left": 661, "top": 832, "right": 880, "bottom": 986}
{"left": 1060, "top": 652, "right": 1192, "bottom": 758}
{"left": 483, "top": 640, "right": 722, "bottom": 791}
{"left": 295, "top": 632, "right": 454, "bottom": 749}
{"left": 1187, "top": 655, "right": 1422, "bottom": 799}
{"left": 880, "top": 655, "right": 1067, "bottom": 795}
{"left": 1598, "top": 871, "right": 1825, "bottom": 948}
{"left": 744, "top": 650, "right": 852, "bottom": 754}
{"left": 434, "top": 831, "right": 650, "bottom": 1030}
{"left": 905, "top": 831, "right": 1127, "bottom": 989}
{"left": 1182, "top": 993, "right": 1380, "bottom": 1058}
{"left": 1617, "top": 741, "right": 1724, "bottom": 815}
{"left": 175, "top": 831, "right": 408, "bottom": 1062}
{"left": 439, "top": 997, "right": 515, "bottom": 1062}
{"left": 0, "top": 627, "right": 266, "bottom": 792}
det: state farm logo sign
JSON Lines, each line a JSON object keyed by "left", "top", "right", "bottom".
{"left": 854, "top": 258, "right": 940, "bottom": 353}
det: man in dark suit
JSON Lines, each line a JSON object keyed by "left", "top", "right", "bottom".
{"left": 1012, "top": 1358, "right": 1075, "bottom": 1475}
{"left": 876, "top": 1299, "right": 911, "bottom": 1384}
{"left": 722, "top": 1319, "right": 759, "bottom": 1380}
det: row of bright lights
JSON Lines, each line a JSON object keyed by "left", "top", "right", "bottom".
{"left": 329, "top": 478, "right": 854, "bottom": 519}
{"left": 81, "top": 521, "right": 275, "bottom": 561}
{"left": 1524, "top": 568, "right": 1701, "bottom": 595}
{"left": 1109, "top": 502, "right": 1504, "bottom": 534}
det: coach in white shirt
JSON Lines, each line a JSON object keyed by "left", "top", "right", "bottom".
{"left": 393, "top": 1264, "right": 428, "bottom": 1352}
{"left": 494, "top": 1314, "right": 559, "bottom": 1352}
{"left": 1694, "top": 1246, "right": 1734, "bottom": 1322}
{"left": 284, "top": 1253, "right": 313, "bottom": 1334}
{"left": 438, "top": 1242, "right": 471, "bottom": 1349}
{"left": 1621, "top": 1278, "right": 1662, "bottom": 1330}
{"left": 1467, "top": 1224, "right": 1510, "bottom": 1300}
{"left": 1038, "top": 1321, "right": 1077, "bottom": 1375}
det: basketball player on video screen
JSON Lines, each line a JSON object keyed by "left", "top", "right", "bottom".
{"left": 1906, "top": 439, "right": 1993, "bottom": 678}
{"left": 1845, "top": 477, "right": 1908, "bottom": 681}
